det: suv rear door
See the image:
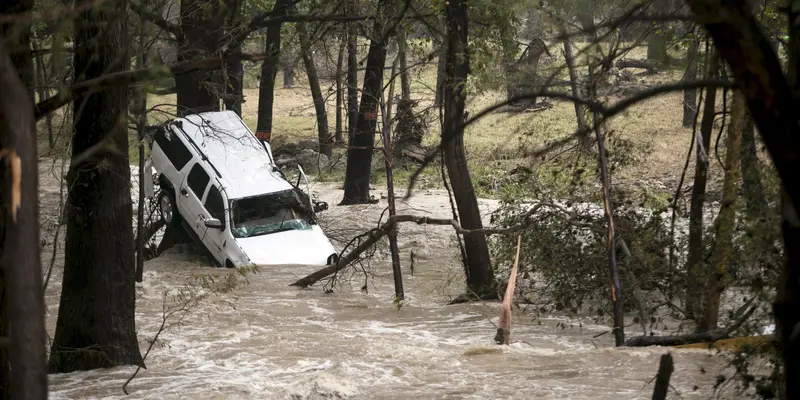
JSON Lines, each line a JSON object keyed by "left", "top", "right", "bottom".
{"left": 202, "top": 183, "right": 228, "bottom": 264}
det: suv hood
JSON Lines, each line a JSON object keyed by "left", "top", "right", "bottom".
{"left": 234, "top": 225, "right": 337, "bottom": 266}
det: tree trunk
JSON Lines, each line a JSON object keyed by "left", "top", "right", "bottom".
{"left": 562, "top": 38, "right": 588, "bottom": 141}
{"left": 176, "top": 0, "right": 222, "bottom": 116}
{"left": 739, "top": 114, "right": 767, "bottom": 220}
{"left": 341, "top": 0, "right": 391, "bottom": 205}
{"left": 685, "top": 53, "right": 719, "bottom": 320}
{"left": 297, "top": 20, "right": 332, "bottom": 158}
{"left": 255, "top": 0, "right": 292, "bottom": 141}
{"left": 434, "top": 46, "right": 446, "bottom": 107}
{"left": 682, "top": 33, "right": 700, "bottom": 128}
{"left": 134, "top": 19, "right": 148, "bottom": 283}
{"left": 49, "top": 0, "right": 144, "bottom": 372}
{"left": 0, "top": 6, "right": 48, "bottom": 397}
{"left": 223, "top": 54, "right": 243, "bottom": 116}
{"left": 335, "top": 35, "right": 346, "bottom": 143}
{"left": 283, "top": 63, "right": 294, "bottom": 88}
{"left": 700, "top": 91, "right": 744, "bottom": 332}
{"left": 380, "top": 79, "right": 403, "bottom": 301}
{"left": 443, "top": 0, "right": 495, "bottom": 297}
{"left": 397, "top": 29, "right": 411, "bottom": 102}
{"left": 31, "top": 38, "right": 54, "bottom": 149}
{"left": 346, "top": 2, "right": 358, "bottom": 139}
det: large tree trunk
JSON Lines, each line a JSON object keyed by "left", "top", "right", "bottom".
{"left": 176, "top": 0, "right": 222, "bottom": 116}
{"left": 49, "top": 0, "right": 144, "bottom": 372}
{"left": 255, "top": 0, "right": 291, "bottom": 141}
{"left": 335, "top": 35, "right": 346, "bottom": 143}
{"left": 685, "top": 53, "right": 719, "bottom": 320}
{"left": 341, "top": 0, "right": 391, "bottom": 205}
{"left": 443, "top": 0, "right": 495, "bottom": 297}
{"left": 682, "top": 32, "right": 700, "bottom": 127}
{"left": 699, "top": 91, "right": 744, "bottom": 332}
{"left": 297, "top": 20, "right": 332, "bottom": 158}
{"left": 346, "top": 1, "right": 358, "bottom": 139}
{"left": 0, "top": 2, "right": 48, "bottom": 395}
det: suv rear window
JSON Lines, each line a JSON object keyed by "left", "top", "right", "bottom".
{"left": 187, "top": 164, "right": 210, "bottom": 198}
{"left": 205, "top": 185, "right": 226, "bottom": 228}
{"left": 154, "top": 126, "right": 192, "bottom": 170}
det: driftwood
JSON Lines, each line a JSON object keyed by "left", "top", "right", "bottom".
{"left": 625, "top": 301, "right": 757, "bottom": 347}
{"left": 615, "top": 59, "right": 661, "bottom": 74}
{"left": 651, "top": 353, "right": 674, "bottom": 400}
{"left": 495, "top": 235, "right": 522, "bottom": 345}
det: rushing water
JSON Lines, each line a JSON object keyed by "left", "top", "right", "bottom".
{"left": 40, "top": 173, "right": 730, "bottom": 399}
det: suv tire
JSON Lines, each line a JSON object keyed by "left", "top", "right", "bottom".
{"left": 158, "top": 190, "right": 181, "bottom": 228}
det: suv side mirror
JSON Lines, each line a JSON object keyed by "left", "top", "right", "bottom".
{"left": 204, "top": 217, "right": 223, "bottom": 229}
{"left": 313, "top": 201, "right": 328, "bottom": 213}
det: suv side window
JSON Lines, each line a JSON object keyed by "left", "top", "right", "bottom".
{"left": 154, "top": 127, "right": 193, "bottom": 170}
{"left": 187, "top": 164, "right": 210, "bottom": 198}
{"left": 205, "top": 185, "right": 226, "bottom": 228}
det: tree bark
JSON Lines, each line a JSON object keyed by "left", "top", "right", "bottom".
{"left": 255, "top": 0, "right": 292, "bottom": 141}
{"left": 335, "top": 35, "right": 346, "bottom": 143}
{"left": 176, "top": 0, "right": 222, "bottom": 116}
{"left": 49, "top": 0, "right": 144, "bottom": 372}
{"left": 562, "top": 38, "right": 588, "bottom": 141}
{"left": 682, "top": 33, "right": 700, "bottom": 128}
{"left": 700, "top": 91, "right": 744, "bottom": 332}
{"left": 346, "top": 0, "right": 358, "bottom": 139}
{"left": 0, "top": 21, "right": 48, "bottom": 400}
{"left": 739, "top": 114, "right": 767, "bottom": 220}
{"left": 223, "top": 53, "right": 244, "bottom": 116}
{"left": 134, "top": 12, "right": 148, "bottom": 283}
{"left": 397, "top": 29, "right": 411, "bottom": 102}
{"left": 434, "top": 46, "right": 446, "bottom": 107}
{"left": 380, "top": 81, "right": 403, "bottom": 301}
{"left": 443, "top": 0, "right": 495, "bottom": 297}
{"left": 31, "top": 38, "right": 54, "bottom": 149}
{"left": 283, "top": 62, "right": 294, "bottom": 88}
{"left": 341, "top": 0, "right": 391, "bottom": 205}
{"left": 296, "top": 19, "right": 332, "bottom": 158}
{"left": 685, "top": 52, "right": 718, "bottom": 320}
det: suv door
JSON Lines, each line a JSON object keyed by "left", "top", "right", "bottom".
{"left": 202, "top": 184, "right": 229, "bottom": 265}
{"left": 178, "top": 163, "right": 218, "bottom": 254}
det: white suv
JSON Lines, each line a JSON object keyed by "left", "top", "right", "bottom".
{"left": 145, "top": 110, "right": 339, "bottom": 268}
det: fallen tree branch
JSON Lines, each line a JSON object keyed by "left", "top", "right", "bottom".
{"left": 625, "top": 302, "right": 757, "bottom": 347}
{"left": 615, "top": 59, "right": 661, "bottom": 73}
{"left": 290, "top": 205, "right": 551, "bottom": 288}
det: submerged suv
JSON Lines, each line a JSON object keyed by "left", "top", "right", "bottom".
{"left": 145, "top": 110, "right": 338, "bottom": 268}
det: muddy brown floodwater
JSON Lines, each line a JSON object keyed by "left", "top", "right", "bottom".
{"left": 40, "top": 169, "right": 728, "bottom": 399}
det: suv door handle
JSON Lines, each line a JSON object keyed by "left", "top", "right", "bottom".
{"left": 180, "top": 188, "right": 188, "bottom": 197}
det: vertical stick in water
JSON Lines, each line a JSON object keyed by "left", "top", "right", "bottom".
{"left": 495, "top": 235, "right": 521, "bottom": 345}
{"left": 379, "top": 68, "right": 403, "bottom": 302}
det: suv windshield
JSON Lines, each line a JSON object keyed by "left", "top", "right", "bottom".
{"left": 230, "top": 189, "right": 311, "bottom": 238}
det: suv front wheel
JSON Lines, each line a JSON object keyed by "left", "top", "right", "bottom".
{"left": 158, "top": 190, "right": 181, "bottom": 227}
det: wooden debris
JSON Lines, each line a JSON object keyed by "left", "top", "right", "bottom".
{"left": 494, "top": 235, "right": 522, "bottom": 345}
